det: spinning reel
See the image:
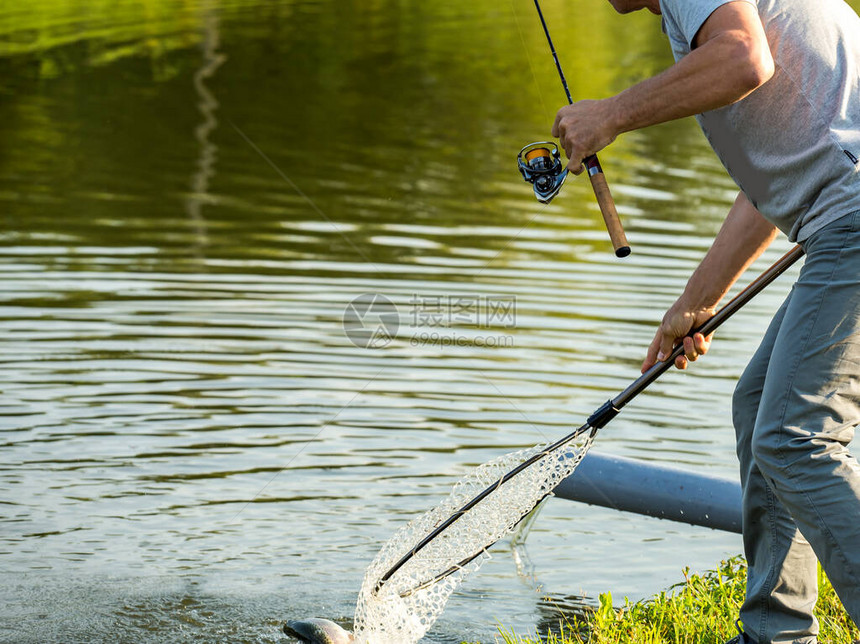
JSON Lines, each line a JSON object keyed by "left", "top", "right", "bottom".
{"left": 517, "top": 141, "right": 568, "bottom": 204}
{"left": 516, "top": 137, "right": 630, "bottom": 257}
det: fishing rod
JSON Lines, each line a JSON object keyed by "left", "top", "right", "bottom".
{"left": 517, "top": 0, "right": 631, "bottom": 257}
{"left": 374, "top": 244, "right": 804, "bottom": 596}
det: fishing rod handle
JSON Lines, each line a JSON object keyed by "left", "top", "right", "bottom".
{"left": 584, "top": 155, "right": 631, "bottom": 258}
{"left": 613, "top": 244, "right": 805, "bottom": 410}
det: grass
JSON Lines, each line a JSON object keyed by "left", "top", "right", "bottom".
{"left": 481, "top": 556, "right": 858, "bottom": 644}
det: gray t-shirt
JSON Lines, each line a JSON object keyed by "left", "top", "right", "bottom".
{"left": 659, "top": 0, "right": 860, "bottom": 241}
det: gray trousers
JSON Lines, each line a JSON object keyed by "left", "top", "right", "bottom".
{"left": 733, "top": 210, "right": 860, "bottom": 644}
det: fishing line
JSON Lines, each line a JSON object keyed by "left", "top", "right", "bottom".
{"left": 509, "top": 0, "right": 552, "bottom": 123}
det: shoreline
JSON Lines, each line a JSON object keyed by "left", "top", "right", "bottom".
{"left": 478, "top": 556, "right": 858, "bottom": 644}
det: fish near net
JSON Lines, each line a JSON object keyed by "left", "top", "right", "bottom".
{"left": 353, "top": 425, "right": 597, "bottom": 644}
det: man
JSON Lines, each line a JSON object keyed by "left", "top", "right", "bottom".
{"left": 551, "top": 0, "right": 860, "bottom": 643}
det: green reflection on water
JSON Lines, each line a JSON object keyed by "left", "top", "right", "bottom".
{"left": 0, "top": 0, "right": 743, "bottom": 276}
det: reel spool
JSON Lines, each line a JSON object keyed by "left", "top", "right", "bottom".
{"left": 517, "top": 141, "right": 568, "bottom": 204}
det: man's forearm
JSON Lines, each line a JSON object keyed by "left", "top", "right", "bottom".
{"left": 552, "top": 4, "right": 774, "bottom": 171}
{"left": 606, "top": 39, "right": 767, "bottom": 134}
{"left": 605, "top": 4, "right": 774, "bottom": 135}
{"left": 640, "top": 192, "right": 778, "bottom": 372}
{"left": 680, "top": 192, "right": 778, "bottom": 311}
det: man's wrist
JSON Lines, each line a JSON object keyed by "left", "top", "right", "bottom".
{"left": 602, "top": 93, "right": 629, "bottom": 139}
{"left": 679, "top": 281, "right": 721, "bottom": 313}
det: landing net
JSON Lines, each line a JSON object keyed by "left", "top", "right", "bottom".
{"left": 353, "top": 428, "right": 597, "bottom": 643}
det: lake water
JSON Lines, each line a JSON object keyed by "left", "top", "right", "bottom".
{"left": 1, "top": 1, "right": 855, "bottom": 642}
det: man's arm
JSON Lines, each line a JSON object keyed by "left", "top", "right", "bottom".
{"left": 553, "top": 1, "right": 774, "bottom": 172}
{"left": 640, "top": 191, "right": 778, "bottom": 372}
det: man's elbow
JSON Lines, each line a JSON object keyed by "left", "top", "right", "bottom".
{"left": 733, "top": 33, "right": 775, "bottom": 93}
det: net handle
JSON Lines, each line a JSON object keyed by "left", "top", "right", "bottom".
{"left": 374, "top": 244, "right": 804, "bottom": 595}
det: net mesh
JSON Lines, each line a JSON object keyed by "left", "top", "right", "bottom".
{"left": 354, "top": 428, "right": 597, "bottom": 643}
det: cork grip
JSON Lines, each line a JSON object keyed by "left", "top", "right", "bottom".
{"left": 584, "top": 155, "right": 630, "bottom": 258}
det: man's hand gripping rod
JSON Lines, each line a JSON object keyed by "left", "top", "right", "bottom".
{"left": 517, "top": 0, "right": 630, "bottom": 257}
